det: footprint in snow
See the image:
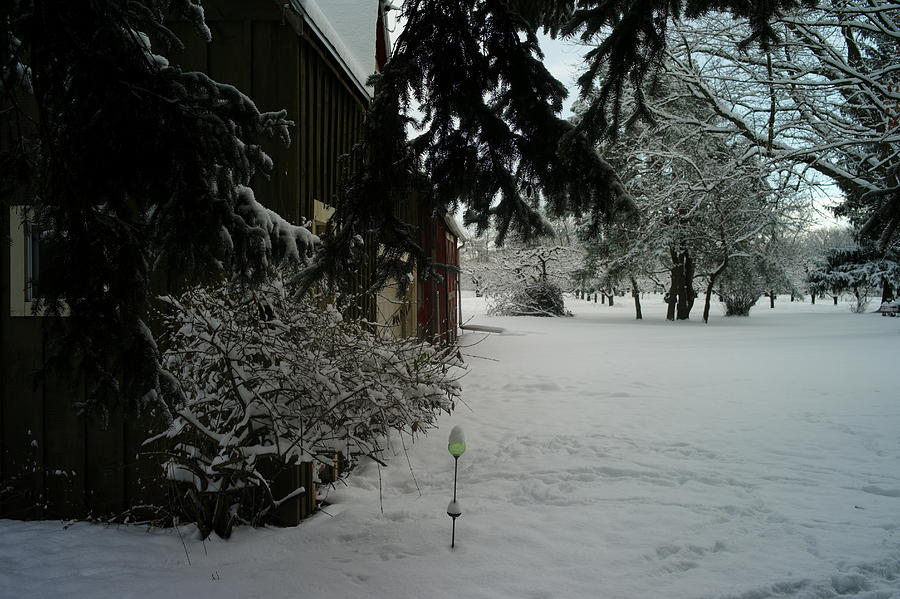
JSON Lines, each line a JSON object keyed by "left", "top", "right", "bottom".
{"left": 502, "top": 380, "right": 562, "bottom": 393}
{"left": 861, "top": 485, "right": 900, "bottom": 498}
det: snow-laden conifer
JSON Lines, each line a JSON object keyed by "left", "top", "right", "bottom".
{"left": 1, "top": 1, "right": 294, "bottom": 412}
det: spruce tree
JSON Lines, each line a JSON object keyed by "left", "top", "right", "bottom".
{"left": 809, "top": 246, "right": 900, "bottom": 310}
{"left": 1, "top": 1, "right": 300, "bottom": 414}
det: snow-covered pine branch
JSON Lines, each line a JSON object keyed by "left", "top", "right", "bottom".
{"left": 1, "top": 1, "right": 302, "bottom": 413}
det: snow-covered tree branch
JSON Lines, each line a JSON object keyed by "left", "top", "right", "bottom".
{"left": 656, "top": 4, "right": 898, "bottom": 245}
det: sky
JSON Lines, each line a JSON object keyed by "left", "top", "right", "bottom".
{"left": 536, "top": 33, "right": 586, "bottom": 118}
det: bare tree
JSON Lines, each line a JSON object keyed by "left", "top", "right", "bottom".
{"left": 657, "top": 4, "right": 898, "bottom": 244}
{"left": 465, "top": 236, "right": 583, "bottom": 317}
{"left": 576, "top": 81, "right": 804, "bottom": 322}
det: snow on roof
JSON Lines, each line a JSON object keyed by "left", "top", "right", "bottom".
{"left": 292, "top": 0, "right": 379, "bottom": 98}
{"left": 442, "top": 213, "right": 467, "bottom": 242}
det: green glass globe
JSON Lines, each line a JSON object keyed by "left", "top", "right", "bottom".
{"left": 448, "top": 425, "right": 466, "bottom": 457}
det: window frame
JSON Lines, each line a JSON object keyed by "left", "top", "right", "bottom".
{"left": 8, "top": 206, "right": 67, "bottom": 317}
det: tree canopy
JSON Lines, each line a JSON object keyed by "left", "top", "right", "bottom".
{"left": 331, "top": 0, "right": 821, "bottom": 250}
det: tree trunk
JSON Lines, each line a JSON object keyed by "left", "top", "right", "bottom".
{"left": 790, "top": 292, "right": 795, "bottom": 302}
{"left": 607, "top": 292, "right": 614, "bottom": 307}
{"left": 631, "top": 277, "right": 642, "bottom": 320}
{"left": 811, "top": 291, "right": 816, "bottom": 304}
{"left": 703, "top": 259, "right": 729, "bottom": 324}
{"left": 666, "top": 263, "right": 680, "bottom": 321}
{"left": 882, "top": 279, "right": 894, "bottom": 303}
{"left": 833, "top": 295, "right": 838, "bottom": 305}
{"left": 676, "top": 252, "right": 695, "bottom": 320}
{"left": 769, "top": 292, "right": 775, "bottom": 309}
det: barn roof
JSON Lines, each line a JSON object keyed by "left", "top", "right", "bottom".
{"left": 288, "top": 0, "right": 385, "bottom": 99}
{"left": 442, "top": 213, "right": 467, "bottom": 242}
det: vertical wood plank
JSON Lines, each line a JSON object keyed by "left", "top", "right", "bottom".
{"left": 0, "top": 318, "right": 45, "bottom": 519}
{"left": 315, "top": 59, "right": 324, "bottom": 206}
{"left": 251, "top": 19, "right": 278, "bottom": 214}
{"left": 40, "top": 332, "right": 86, "bottom": 519}
{"left": 301, "top": 42, "right": 312, "bottom": 219}
{"left": 325, "top": 75, "right": 334, "bottom": 206}
{"left": 84, "top": 409, "right": 125, "bottom": 518}
{"left": 252, "top": 21, "right": 301, "bottom": 221}
{"left": 207, "top": 21, "right": 249, "bottom": 91}
{"left": 284, "top": 23, "right": 301, "bottom": 222}
{"left": 336, "top": 86, "right": 346, "bottom": 196}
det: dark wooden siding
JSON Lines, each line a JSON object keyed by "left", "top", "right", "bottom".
{"left": 1, "top": 0, "right": 369, "bottom": 520}
{"left": 172, "top": 0, "right": 367, "bottom": 223}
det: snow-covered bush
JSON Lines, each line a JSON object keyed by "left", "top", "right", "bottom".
{"left": 149, "top": 275, "right": 463, "bottom": 538}
{"left": 469, "top": 244, "right": 578, "bottom": 317}
{"left": 849, "top": 289, "right": 871, "bottom": 314}
{"left": 503, "top": 279, "right": 567, "bottom": 317}
{"left": 718, "top": 258, "right": 763, "bottom": 316}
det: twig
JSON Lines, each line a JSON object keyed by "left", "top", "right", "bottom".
{"left": 174, "top": 520, "right": 192, "bottom": 566}
{"left": 457, "top": 333, "right": 491, "bottom": 348}
{"left": 461, "top": 353, "right": 499, "bottom": 362}
{"left": 377, "top": 464, "right": 385, "bottom": 517}
{"left": 400, "top": 432, "right": 422, "bottom": 498}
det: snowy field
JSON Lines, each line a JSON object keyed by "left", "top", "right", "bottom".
{"left": 2, "top": 293, "right": 899, "bottom": 599}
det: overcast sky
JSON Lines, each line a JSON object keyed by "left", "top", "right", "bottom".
{"left": 536, "top": 33, "right": 587, "bottom": 118}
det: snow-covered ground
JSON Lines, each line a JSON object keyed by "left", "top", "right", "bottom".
{"left": 3, "top": 293, "right": 899, "bottom": 599}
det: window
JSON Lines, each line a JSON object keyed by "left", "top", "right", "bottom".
{"left": 313, "top": 199, "right": 335, "bottom": 237}
{"left": 25, "top": 218, "right": 40, "bottom": 302}
{"left": 8, "top": 206, "right": 65, "bottom": 317}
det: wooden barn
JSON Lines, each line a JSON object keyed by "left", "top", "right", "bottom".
{"left": 419, "top": 212, "right": 465, "bottom": 345}
{"left": 0, "top": 0, "right": 416, "bottom": 522}
{"left": 372, "top": 205, "right": 465, "bottom": 344}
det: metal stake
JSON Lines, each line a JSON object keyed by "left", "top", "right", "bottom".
{"left": 452, "top": 455, "right": 459, "bottom": 503}
{"left": 447, "top": 425, "right": 465, "bottom": 549}
{"left": 451, "top": 516, "right": 457, "bottom": 548}
{"left": 450, "top": 455, "right": 459, "bottom": 548}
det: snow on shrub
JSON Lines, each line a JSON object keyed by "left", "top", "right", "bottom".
{"left": 503, "top": 279, "right": 568, "bottom": 317}
{"left": 148, "top": 274, "right": 463, "bottom": 538}
{"left": 717, "top": 257, "right": 764, "bottom": 316}
{"left": 470, "top": 245, "right": 577, "bottom": 317}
